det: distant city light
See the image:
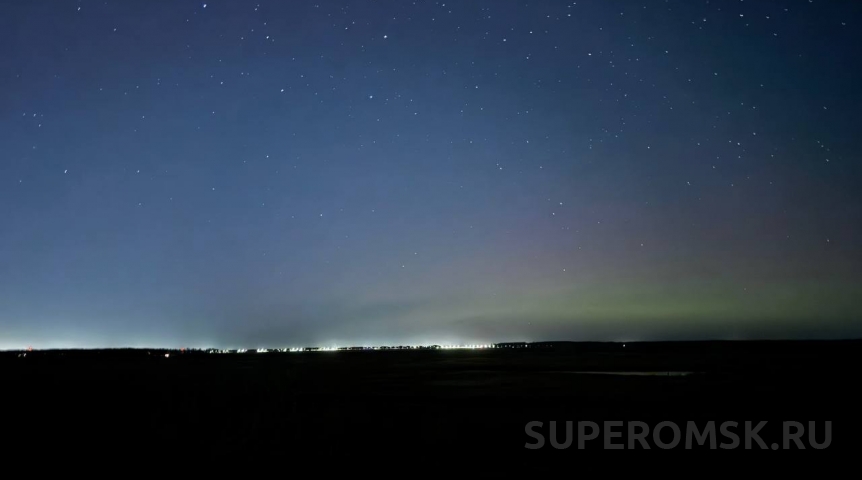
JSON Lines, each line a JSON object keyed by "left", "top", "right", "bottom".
{"left": 1, "top": 343, "right": 531, "bottom": 355}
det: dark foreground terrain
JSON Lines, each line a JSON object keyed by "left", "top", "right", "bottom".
{"left": 5, "top": 341, "right": 860, "bottom": 465}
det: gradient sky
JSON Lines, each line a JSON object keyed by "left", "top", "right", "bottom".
{"left": 2, "top": 0, "right": 861, "bottom": 349}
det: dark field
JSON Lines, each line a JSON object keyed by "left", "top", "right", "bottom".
{"left": 5, "top": 341, "right": 860, "bottom": 463}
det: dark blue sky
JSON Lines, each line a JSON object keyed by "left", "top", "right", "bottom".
{"left": 2, "top": 0, "right": 861, "bottom": 349}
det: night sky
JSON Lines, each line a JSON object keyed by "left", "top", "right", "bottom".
{"left": 2, "top": 1, "right": 861, "bottom": 349}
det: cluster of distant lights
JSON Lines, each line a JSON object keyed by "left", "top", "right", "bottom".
{"left": 206, "top": 344, "right": 500, "bottom": 354}
{"left": 9, "top": 343, "right": 640, "bottom": 355}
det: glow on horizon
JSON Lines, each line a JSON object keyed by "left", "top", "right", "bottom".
{"left": 0, "top": 342, "right": 509, "bottom": 352}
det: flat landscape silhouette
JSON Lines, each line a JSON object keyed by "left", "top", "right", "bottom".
{"left": 6, "top": 340, "right": 859, "bottom": 462}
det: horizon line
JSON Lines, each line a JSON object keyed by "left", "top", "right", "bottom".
{"left": 5, "top": 337, "right": 862, "bottom": 353}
